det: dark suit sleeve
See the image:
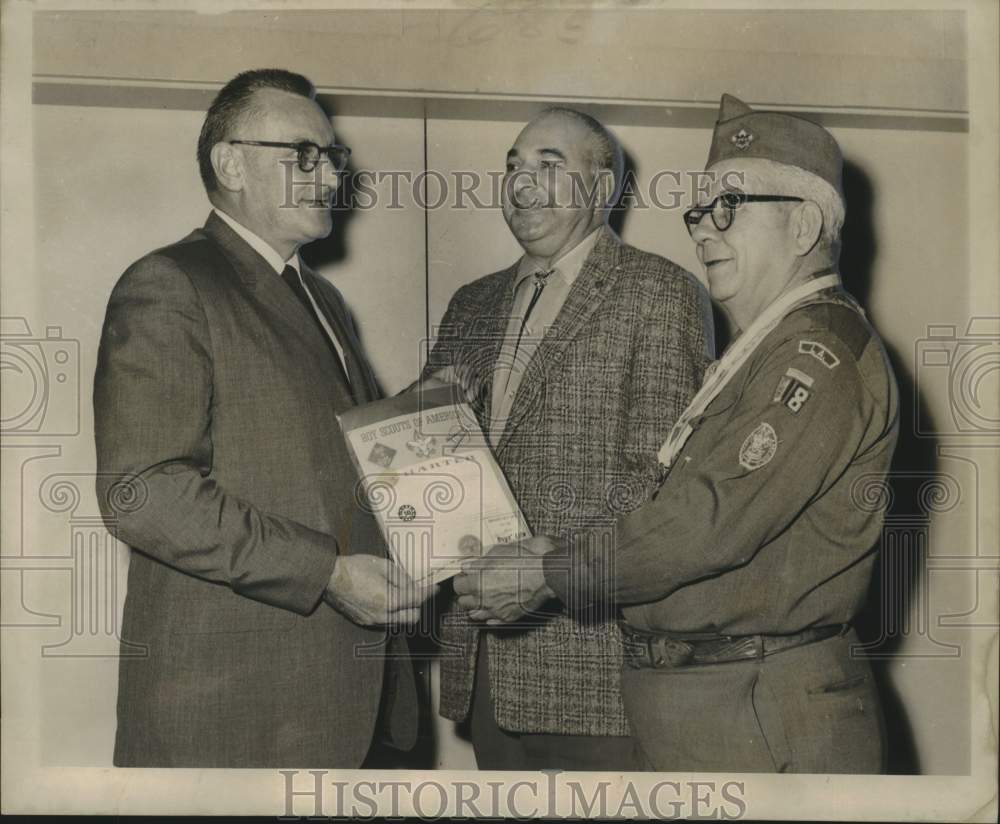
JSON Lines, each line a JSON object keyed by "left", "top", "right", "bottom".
{"left": 545, "top": 330, "right": 869, "bottom": 609}
{"left": 94, "top": 256, "right": 338, "bottom": 615}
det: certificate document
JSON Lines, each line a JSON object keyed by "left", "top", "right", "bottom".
{"left": 337, "top": 385, "right": 530, "bottom": 585}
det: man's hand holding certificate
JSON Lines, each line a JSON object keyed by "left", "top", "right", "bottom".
{"left": 453, "top": 536, "right": 560, "bottom": 625}
{"left": 323, "top": 555, "right": 435, "bottom": 626}
{"left": 338, "top": 384, "right": 530, "bottom": 587}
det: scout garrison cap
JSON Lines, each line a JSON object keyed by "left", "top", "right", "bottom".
{"left": 706, "top": 94, "right": 842, "bottom": 191}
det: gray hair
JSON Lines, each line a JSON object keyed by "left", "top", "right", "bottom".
{"left": 731, "top": 159, "right": 845, "bottom": 253}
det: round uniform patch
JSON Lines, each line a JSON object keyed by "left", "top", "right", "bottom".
{"left": 739, "top": 422, "right": 778, "bottom": 471}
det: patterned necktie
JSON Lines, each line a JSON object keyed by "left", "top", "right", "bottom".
{"left": 500, "top": 268, "right": 553, "bottom": 397}
{"left": 280, "top": 265, "right": 352, "bottom": 394}
{"left": 514, "top": 268, "right": 554, "bottom": 355}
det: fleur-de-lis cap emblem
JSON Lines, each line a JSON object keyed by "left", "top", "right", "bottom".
{"left": 731, "top": 128, "right": 755, "bottom": 150}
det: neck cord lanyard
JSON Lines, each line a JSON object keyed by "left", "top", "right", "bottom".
{"left": 657, "top": 273, "right": 843, "bottom": 469}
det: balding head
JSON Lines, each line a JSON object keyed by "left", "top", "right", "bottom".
{"left": 533, "top": 108, "right": 625, "bottom": 204}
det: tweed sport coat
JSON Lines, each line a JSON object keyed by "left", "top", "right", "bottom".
{"left": 94, "top": 212, "right": 416, "bottom": 767}
{"left": 423, "top": 226, "right": 714, "bottom": 735}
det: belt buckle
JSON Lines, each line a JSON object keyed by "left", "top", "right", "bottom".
{"left": 621, "top": 631, "right": 650, "bottom": 669}
{"left": 651, "top": 636, "right": 695, "bottom": 668}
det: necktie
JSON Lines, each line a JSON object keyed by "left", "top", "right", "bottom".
{"left": 280, "top": 265, "right": 353, "bottom": 394}
{"left": 502, "top": 268, "right": 553, "bottom": 396}
{"left": 513, "top": 268, "right": 554, "bottom": 356}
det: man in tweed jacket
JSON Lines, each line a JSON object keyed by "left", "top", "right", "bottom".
{"left": 423, "top": 108, "right": 714, "bottom": 769}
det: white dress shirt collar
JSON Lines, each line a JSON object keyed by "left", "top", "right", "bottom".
{"left": 514, "top": 224, "right": 602, "bottom": 292}
{"left": 212, "top": 208, "right": 300, "bottom": 276}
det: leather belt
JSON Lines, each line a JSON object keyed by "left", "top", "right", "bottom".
{"left": 621, "top": 623, "right": 847, "bottom": 669}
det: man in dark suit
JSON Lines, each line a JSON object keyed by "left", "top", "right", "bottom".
{"left": 94, "top": 68, "right": 431, "bottom": 768}
{"left": 423, "top": 108, "right": 714, "bottom": 769}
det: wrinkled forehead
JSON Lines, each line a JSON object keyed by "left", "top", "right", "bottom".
{"left": 245, "top": 88, "right": 335, "bottom": 143}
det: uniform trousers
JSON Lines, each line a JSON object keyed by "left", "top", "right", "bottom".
{"left": 621, "top": 628, "right": 886, "bottom": 773}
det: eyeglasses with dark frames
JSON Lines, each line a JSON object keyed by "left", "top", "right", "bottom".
{"left": 228, "top": 140, "right": 352, "bottom": 173}
{"left": 683, "top": 191, "right": 804, "bottom": 235}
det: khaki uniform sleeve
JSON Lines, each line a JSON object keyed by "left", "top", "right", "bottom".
{"left": 545, "top": 329, "right": 871, "bottom": 610}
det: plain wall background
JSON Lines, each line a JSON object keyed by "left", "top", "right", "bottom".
{"left": 3, "top": 6, "right": 991, "bottom": 782}
{"left": 20, "top": 100, "right": 975, "bottom": 774}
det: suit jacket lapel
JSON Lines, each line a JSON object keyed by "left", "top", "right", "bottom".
{"left": 202, "top": 213, "right": 360, "bottom": 402}
{"left": 202, "top": 213, "right": 310, "bottom": 334}
{"left": 496, "top": 225, "right": 625, "bottom": 452}
{"left": 302, "top": 266, "right": 380, "bottom": 404}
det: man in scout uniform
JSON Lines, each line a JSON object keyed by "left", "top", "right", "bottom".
{"left": 454, "top": 94, "right": 899, "bottom": 773}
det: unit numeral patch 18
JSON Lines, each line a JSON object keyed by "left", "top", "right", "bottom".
{"left": 773, "top": 367, "right": 814, "bottom": 414}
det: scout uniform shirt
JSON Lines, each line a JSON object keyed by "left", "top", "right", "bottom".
{"left": 546, "top": 288, "right": 899, "bottom": 636}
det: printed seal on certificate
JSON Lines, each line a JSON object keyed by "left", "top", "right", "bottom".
{"left": 337, "top": 384, "right": 530, "bottom": 586}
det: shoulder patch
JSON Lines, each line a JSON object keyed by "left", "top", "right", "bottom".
{"left": 826, "top": 303, "right": 872, "bottom": 358}
{"left": 798, "top": 302, "right": 872, "bottom": 358}
{"left": 773, "top": 367, "right": 814, "bottom": 413}
{"left": 799, "top": 339, "right": 840, "bottom": 369}
{"left": 739, "top": 422, "right": 778, "bottom": 471}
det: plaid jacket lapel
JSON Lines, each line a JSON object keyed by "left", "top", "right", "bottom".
{"left": 496, "top": 225, "right": 624, "bottom": 452}
{"left": 475, "top": 264, "right": 519, "bottom": 426}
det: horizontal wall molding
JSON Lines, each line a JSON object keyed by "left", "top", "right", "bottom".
{"left": 34, "top": 7, "right": 967, "bottom": 118}
{"left": 32, "top": 78, "right": 969, "bottom": 134}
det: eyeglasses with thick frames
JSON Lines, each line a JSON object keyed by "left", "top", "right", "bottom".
{"left": 228, "top": 140, "right": 352, "bottom": 173}
{"left": 683, "top": 192, "right": 804, "bottom": 235}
